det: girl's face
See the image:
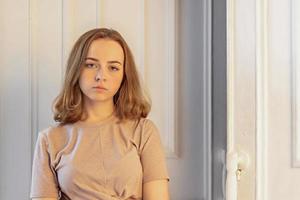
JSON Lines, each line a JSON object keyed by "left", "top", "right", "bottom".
{"left": 79, "top": 38, "right": 124, "bottom": 103}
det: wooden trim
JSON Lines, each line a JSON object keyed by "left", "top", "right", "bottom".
{"left": 226, "top": 0, "right": 237, "bottom": 198}
{"left": 292, "top": 0, "right": 300, "bottom": 168}
{"left": 255, "top": 0, "right": 269, "bottom": 199}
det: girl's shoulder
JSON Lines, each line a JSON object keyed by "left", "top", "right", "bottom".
{"left": 36, "top": 123, "right": 70, "bottom": 143}
{"left": 123, "top": 117, "right": 158, "bottom": 131}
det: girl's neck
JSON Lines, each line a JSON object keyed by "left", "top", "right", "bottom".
{"left": 82, "top": 99, "right": 115, "bottom": 123}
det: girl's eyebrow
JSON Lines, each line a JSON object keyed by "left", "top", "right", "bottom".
{"left": 107, "top": 61, "right": 122, "bottom": 65}
{"left": 85, "top": 57, "right": 98, "bottom": 62}
{"left": 85, "top": 57, "right": 122, "bottom": 65}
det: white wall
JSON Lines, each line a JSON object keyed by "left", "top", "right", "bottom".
{"left": 0, "top": 0, "right": 213, "bottom": 199}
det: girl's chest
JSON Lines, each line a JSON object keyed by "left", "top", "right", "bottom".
{"left": 54, "top": 129, "right": 143, "bottom": 198}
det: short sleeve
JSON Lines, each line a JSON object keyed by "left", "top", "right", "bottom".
{"left": 140, "top": 119, "right": 170, "bottom": 184}
{"left": 30, "top": 131, "right": 60, "bottom": 198}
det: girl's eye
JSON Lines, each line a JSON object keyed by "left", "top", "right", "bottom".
{"left": 110, "top": 66, "right": 119, "bottom": 71}
{"left": 85, "top": 63, "right": 97, "bottom": 68}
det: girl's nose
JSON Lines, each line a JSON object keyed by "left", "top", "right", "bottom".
{"left": 95, "top": 68, "right": 106, "bottom": 81}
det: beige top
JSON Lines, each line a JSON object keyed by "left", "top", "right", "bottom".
{"left": 30, "top": 114, "right": 170, "bottom": 200}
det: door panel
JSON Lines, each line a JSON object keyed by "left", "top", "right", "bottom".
{"left": 227, "top": 0, "right": 300, "bottom": 199}
{"left": 0, "top": 0, "right": 213, "bottom": 199}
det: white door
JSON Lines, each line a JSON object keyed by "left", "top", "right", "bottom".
{"left": 226, "top": 0, "right": 300, "bottom": 199}
{"left": 0, "top": 1, "right": 212, "bottom": 199}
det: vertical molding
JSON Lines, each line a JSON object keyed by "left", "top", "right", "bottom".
{"left": 292, "top": 0, "right": 300, "bottom": 168}
{"left": 256, "top": 0, "right": 268, "bottom": 200}
{"left": 28, "top": 0, "right": 34, "bottom": 193}
{"left": 226, "top": 0, "right": 235, "bottom": 159}
{"left": 29, "top": 0, "right": 39, "bottom": 170}
{"left": 226, "top": 0, "right": 237, "bottom": 199}
{"left": 137, "top": 0, "right": 145, "bottom": 79}
{"left": 164, "top": 0, "right": 178, "bottom": 159}
{"left": 203, "top": 0, "right": 212, "bottom": 199}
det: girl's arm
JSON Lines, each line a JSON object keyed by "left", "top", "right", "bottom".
{"left": 143, "top": 179, "right": 170, "bottom": 200}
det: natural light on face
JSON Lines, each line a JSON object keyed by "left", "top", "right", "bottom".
{"left": 78, "top": 38, "right": 124, "bottom": 103}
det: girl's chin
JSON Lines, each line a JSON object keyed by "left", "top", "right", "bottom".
{"left": 86, "top": 96, "right": 113, "bottom": 102}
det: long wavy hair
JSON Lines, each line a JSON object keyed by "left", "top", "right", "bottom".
{"left": 52, "top": 28, "right": 151, "bottom": 126}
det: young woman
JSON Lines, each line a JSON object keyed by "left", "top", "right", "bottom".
{"left": 30, "top": 28, "right": 170, "bottom": 200}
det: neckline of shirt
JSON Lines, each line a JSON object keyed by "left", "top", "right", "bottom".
{"left": 73, "top": 112, "right": 118, "bottom": 128}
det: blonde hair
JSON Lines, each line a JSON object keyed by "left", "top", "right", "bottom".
{"left": 52, "top": 28, "right": 151, "bottom": 126}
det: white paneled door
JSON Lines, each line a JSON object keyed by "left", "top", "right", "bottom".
{"left": 0, "top": 0, "right": 214, "bottom": 199}
{"left": 226, "top": 0, "right": 300, "bottom": 199}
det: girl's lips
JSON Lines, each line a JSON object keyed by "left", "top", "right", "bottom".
{"left": 93, "top": 87, "right": 107, "bottom": 92}
{"left": 93, "top": 86, "right": 107, "bottom": 90}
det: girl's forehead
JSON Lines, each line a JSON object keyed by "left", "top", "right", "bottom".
{"left": 86, "top": 39, "right": 124, "bottom": 62}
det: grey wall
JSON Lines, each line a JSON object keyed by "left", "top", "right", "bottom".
{"left": 168, "top": 0, "right": 213, "bottom": 199}
{"left": 212, "top": 0, "right": 227, "bottom": 199}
